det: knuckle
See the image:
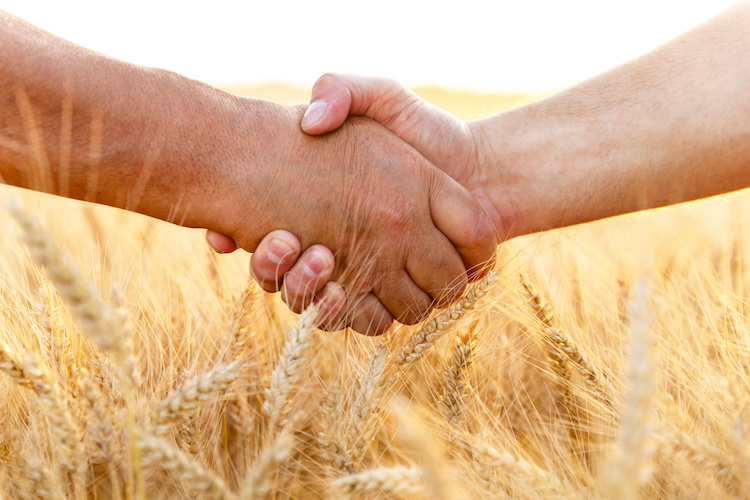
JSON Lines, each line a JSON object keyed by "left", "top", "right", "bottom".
{"left": 464, "top": 211, "right": 496, "bottom": 252}
{"left": 316, "top": 72, "right": 343, "bottom": 89}
{"left": 399, "top": 306, "right": 429, "bottom": 326}
{"left": 281, "top": 290, "right": 304, "bottom": 314}
{"left": 370, "top": 318, "right": 393, "bottom": 336}
{"left": 259, "top": 280, "right": 281, "bottom": 293}
{"left": 435, "top": 274, "right": 468, "bottom": 308}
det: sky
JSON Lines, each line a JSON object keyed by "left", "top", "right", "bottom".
{"left": 3, "top": 0, "right": 738, "bottom": 93}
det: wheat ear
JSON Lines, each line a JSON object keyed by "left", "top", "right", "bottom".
{"left": 24, "top": 455, "right": 66, "bottom": 500}
{"left": 469, "top": 439, "right": 579, "bottom": 499}
{"left": 224, "top": 284, "right": 257, "bottom": 361}
{"left": 23, "top": 354, "right": 85, "bottom": 499}
{"left": 9, "top": 202, "right": 143, "bottom": 497}
{"left": 439, "top": 337, "right": 472, "bottom": 428}
{"left": 152, "top": 360, "right": 242, "bottom": 433}
{"left": 138, "top": 429, "right": 236, "bottom": 500}
{"left": 9, "top": 203, "right": 129, "bottom": 366}
{"left": 334, "top": 466, "right": 426, "bottom": 497}
{"left": 263, "top": 305, "right": 318, "bottom": 438}
{"left": 348, "top": 344, "right": 390, "bottom": 469}
{"left": 240, "top": 430, "right": 295, "bottom": 500}
{"left": 0, "top": 341, "right": 33, "bottom": 388}
{"left": 521, "top": 274, "right": 612, "bottom": 404}
{"left": 318, "top": 381, "right": 347, "bottom": 469}
{"left": 81, "top": 371, "right": 123, "bottom": 500}
{"left": 657, "top": 430, "right": 732, "bottom": 480}
{"left": 396, "top": 272, "right": 497, "bottom": 367}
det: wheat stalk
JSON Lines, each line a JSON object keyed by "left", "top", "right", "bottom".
{"left": 601, "top": 280, "right": 656, "bottom": 500}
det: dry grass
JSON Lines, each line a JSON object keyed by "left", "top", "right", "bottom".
{"left": 0, "top": 86, "right": 748, "bottom": 499}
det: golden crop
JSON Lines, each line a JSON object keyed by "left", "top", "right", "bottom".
{"left": 0, "top": 87, "right": 746, "bottom": 499}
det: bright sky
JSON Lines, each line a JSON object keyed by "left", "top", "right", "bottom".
{"left": 4, "top": 0, "right": 738, "bottom": 92}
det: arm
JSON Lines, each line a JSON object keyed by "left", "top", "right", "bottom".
{"left": 0, "top": 11, "right": 497, "bottom": 335}
{"left": 247, "top": 0, "right": 750, "bottom": 308}
{"left": 299, "top": 0, "right": 750, "bottom": 237}
{"left": 475, "top": 0, "right": 750, "bottom": 237}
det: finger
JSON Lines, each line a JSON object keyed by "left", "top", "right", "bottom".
{"left": 373, "top": 271, "right": 434, "bottom": 325}
{"left": 206, "top": 230, "right": 238, "bottom": 254}
{"left": 280, "top": 244, "right": 335, "bottom": 313}
{"left": 347, "top": 292, "right": 394, "bottom": 336}
{"left": 301, "top": 73, "right": 417, "bottom": 136}
{"left": 301, "top": 74, "right": 469, "bottom": 179}
{"left": 405, "top": 229, "right": 469, "bottom": 308}
{"left": 249, "top": 230, "right": 301, "bottom": 293}
{"left": 427, "top": 173, "right": 498, "bottom": 279}
{"left": 314, "top": 281, "right": 347, "bottom": 331}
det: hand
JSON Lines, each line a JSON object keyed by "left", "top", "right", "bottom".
{"left": 208, "top": 101, "right": 497, "bottom": 335}
{"left": 209, "top": 74, "right": 503, "bottom": 318}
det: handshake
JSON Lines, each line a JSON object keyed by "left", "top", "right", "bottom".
{"left": 6, "top": 5, "right": 747, "bottom": 337}
{"left": 206, "top": 74, "right": 506, "bottom": 336}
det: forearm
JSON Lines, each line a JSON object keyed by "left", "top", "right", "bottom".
{"left": 475, "top": 0, "right": 750, "bottom": 238}
{"left": 0, "top": 10, "right": 255, "bottom": 230}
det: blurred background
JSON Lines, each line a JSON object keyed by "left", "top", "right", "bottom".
{"left": 3, "top": 0, "right": 737, "bottom": 93}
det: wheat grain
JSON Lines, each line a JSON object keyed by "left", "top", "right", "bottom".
{"left": 602, "top": 280, "right": 656, "bottom": 500}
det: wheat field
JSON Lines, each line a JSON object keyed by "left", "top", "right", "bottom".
{"left": 0, "top": 86, "right": 748, "bottom": 499}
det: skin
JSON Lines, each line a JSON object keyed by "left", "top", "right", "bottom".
{"left": 0, "top": 10, "right": 499, "bottom": 335}
{"left": 232, "top": 0, "right": 750, "bottom": 311}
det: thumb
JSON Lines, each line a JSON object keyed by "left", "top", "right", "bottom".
{"left": 427, "top": 169, "right": 499, "bottom": 280}
{"left": 300, "top": 73, "right": 425, "bottom": 136}
{"left": 300, "top": 73, "right": 470, "bottom": 180}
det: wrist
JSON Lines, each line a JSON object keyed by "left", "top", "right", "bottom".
{"left": 194, "top": 97, "right": 311, "bottom": 251}
{"left": 118, "top": 70, "right": 301, "bottom": 247}
{"left": 470, "top": 96, "right": 604, "bottom": 240}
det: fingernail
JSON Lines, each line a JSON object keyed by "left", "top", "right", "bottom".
{"left": 303, "top": 248, "right": 331, "bottom": 277}
{"left": 268, "top": 237, "right": 295, "bottom": 264}
{"left": 301, "top": 100, "right": 327, "bottom": 129}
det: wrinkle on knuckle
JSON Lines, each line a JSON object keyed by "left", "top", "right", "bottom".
{"left": 316, "top": 72, "right": 342, "bottom": 89}
{"left": 464, "top": 212, "right": 496, "bottom": 252}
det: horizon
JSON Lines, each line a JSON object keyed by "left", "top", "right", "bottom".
{"left": 4, "top": 1, "right": 738, "bottom": 93}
